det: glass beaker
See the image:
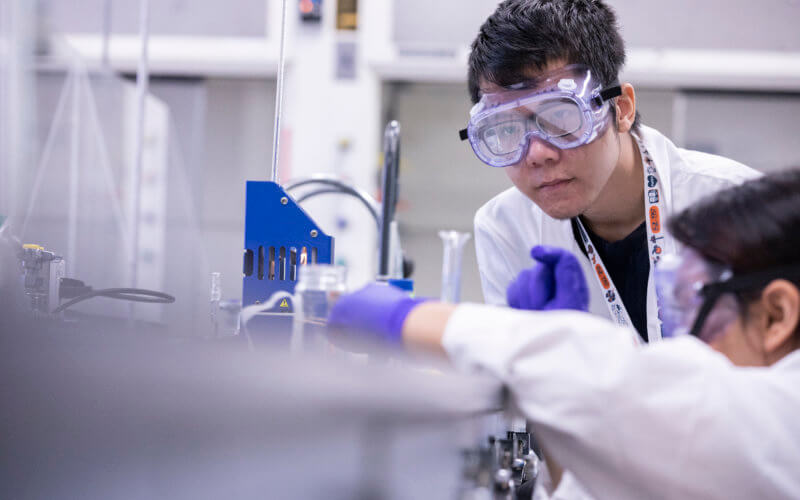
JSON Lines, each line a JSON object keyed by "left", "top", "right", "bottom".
{"left": 210, "top": 272, "right": 222, "bottom": 337}
{"left": 291, "top": 264, "right": 347, "bottom": 353}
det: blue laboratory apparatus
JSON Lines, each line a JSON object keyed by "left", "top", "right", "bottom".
{"left": 241, "top": 181, "right": 333, "bottom": 312}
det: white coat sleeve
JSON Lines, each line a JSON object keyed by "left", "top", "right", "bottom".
{"left": 441, "top": 304, "right": 800, "bottom": 500}
{"left": 533, "top": 467, "right": 596, "bottom": 500}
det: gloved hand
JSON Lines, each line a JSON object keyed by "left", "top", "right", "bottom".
{"left": 327, "top": 283, "right": 428, "bottom": 346}
{"left": 506, "top": 245, "right": 589, "bottom": 312}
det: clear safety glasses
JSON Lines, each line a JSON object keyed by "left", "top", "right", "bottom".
{"left": 655, "top": 249, "right": 800, "bottom": 343}
{"left": 459, "top": 65, "right": 621, "bottom": 168}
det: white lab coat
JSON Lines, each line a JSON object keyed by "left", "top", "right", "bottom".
{"left": 474, "top": 126, "right": 760, "bottom": 341}
{"left": 443, "top": 304, "right": 800, "bottom": 500}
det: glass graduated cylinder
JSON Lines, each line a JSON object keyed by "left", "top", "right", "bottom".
{"left": 439, "top": 230, "right": 471, "bottom": 303}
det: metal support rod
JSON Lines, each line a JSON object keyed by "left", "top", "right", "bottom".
{"left": 270, "top": 0, "right": 289, "bottom": 184}
{"left": 101, "top": 0, "right": 113, "bottom": 68}
{"left": 378, "top": 121, "right": 400, "bottom": 277}
{"left": 66, "top": 70, "right": 81, "bottom": 277}
{"left": 129, "top": 0, "right": 150, "bottom": 292}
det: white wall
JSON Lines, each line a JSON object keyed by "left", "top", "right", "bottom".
{"left": 392, "top": 0, "right": 800, "bottom": 52}
{"left": 44, "top": 0, "right": 269, "bottom": 37}
{"left": 682, "top": 91, "right": 800, "bottom": 172}
{"left": 151, "top": 78, "right": 277, "bottom": 305}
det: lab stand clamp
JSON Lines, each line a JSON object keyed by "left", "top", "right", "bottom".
{"left": 459, "top": 430, "right": 539, "bottom": 500}
{"left": 18, "top": 244, "right": 65, "bottom": 316}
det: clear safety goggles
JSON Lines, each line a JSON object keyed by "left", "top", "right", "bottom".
{"left": 458, "top": 65, "right": 621, "bottom": 168}
{"left": 655, "top": 249, "right": 737, "bottom": 343}
{"left": 655, "top": 249, "right": 800, "bottom": 343}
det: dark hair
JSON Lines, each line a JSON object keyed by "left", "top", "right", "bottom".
{"left": 669, "top": 169, "right": 800, "bottom": 303}
{"left": 467, "top": 0, "right": 640, "bottom": 132}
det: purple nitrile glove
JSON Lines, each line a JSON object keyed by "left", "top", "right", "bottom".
{"left": 506, "top": 245, "right": 589, "bottom": 312}
{"left": 327, "top": 282, "right": 429, "bottom": 346}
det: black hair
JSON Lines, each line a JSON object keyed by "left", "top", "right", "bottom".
{"left": 669, "top": 169, "right": 800, "bottom": 305}
{"left": 467, "top": 0, "right": 640, "bottom": 132}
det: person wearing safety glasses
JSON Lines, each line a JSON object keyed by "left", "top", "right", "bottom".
{"left": 463, "top": 0, "right": 759, "bottom": 344}
{"left": 326, "top": 169, "right": 800, "bottom": 499}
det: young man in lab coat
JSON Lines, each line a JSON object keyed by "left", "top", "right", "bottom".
{"left": 463, "top": 0, "right": 759, "bottom": 342}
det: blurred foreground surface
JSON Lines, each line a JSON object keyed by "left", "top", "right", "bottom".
{"left": 0, "top": 295, "right": 501, "bottom": 499}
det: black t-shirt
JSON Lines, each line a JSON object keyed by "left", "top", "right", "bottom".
{"left": 571, "top": 219, "right": 650, "bottom": 342}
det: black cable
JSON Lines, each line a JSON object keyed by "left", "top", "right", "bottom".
{"left": 59, "top": 278, "right": 93, "bottom": 299}
{"left": 51, "top": 287, "right": 175, "bottom": 314}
